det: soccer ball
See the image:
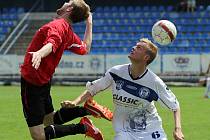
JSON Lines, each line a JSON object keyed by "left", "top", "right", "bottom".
{"left": 152, "top": 20, "right": 177, "bottom": 46}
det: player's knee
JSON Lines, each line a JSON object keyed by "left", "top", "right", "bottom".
{"left": 32, "top": 134, "right": 46, "bottom": 140}
{"left": 43, "top": 112, "right": 54, "bottom": 126}
{"left": 31, "top": 132, "right": 46, "bottom": 140}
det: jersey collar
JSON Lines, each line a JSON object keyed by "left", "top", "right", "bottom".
{"left": 128, "top": 64, "right": 148, "bottom": 80}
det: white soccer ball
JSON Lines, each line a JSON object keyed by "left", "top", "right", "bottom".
{"left": 152, "top": 20, "right": 177, "bottom": 46}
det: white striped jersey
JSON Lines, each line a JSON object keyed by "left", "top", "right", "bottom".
{"left": 86, "top": 63, "right": 179, "bottom": 136}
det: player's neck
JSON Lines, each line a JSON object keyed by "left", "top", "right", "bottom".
{"left": 130, "top": 64, "right": 147, "bottom": 79}
{"left": 56, "top": 15, "right": 72, "bottom": 24}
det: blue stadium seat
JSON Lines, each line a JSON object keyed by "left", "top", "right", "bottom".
{"left": 119, "top": 6, "right": 126, "bottom": 12}
{"left": 110, "top": 6, "right": 118, "bottom": 12}
{"left": 95, "top": 7, "right": 103, "bottom": 12}
{"left": 158, "top": 6, "right": 165, "bottom": 11}
{"left": 127, "top": 6, "right": 134, "bottom": 12}
{"left": 143, "top": 6, "right": 149, "bottom": 11}
{"left": 207, "top": 40, "right": 210, "bottom": 45}
{"left": 79, "top": 6, "right": 210, "bottom": 54}
{"left": 134, "top": 6, "right": 141, "bottom": 12}
{"left": 203, "top": 47, "right": 210, "bottom": 53}
{"left": 197, "top": 5, "right": 205, "bottom": 11}
{"left": 166, "top": 6, "right": 173, "bottom": 11}
{"left": 17, "top": 7, "right": 24, "bottom": 13}
{"left": 151, "top": 6, "right": 157, "bottom": 11}
{"left": 103, "top": 6, "right": 110, "bottom": 12}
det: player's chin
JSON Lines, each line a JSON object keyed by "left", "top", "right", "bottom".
{"left": 128, "top": 54, "right": 133, "bottom": 59}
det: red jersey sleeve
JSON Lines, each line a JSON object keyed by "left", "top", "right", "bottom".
{"left": 43, "top": 26, "right": 63, "bottom": 53}
{"left": 67, "top": 33, "right": 88, "bottom": 55}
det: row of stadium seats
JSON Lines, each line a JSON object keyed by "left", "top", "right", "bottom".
{"left": 0, "top": 14, "right": 18, "bottom": 20}
{"left": 73, "top": 5, "right": 210, "bottom": 54}
{"left": 0, "top": 8, "right": 21, "bottom": 44}
{"left": 74, "top": 25, "right": 210, "bottom": 33}
{"left": 0, "top": 20, "right": 17, "bottom": 27}
{"left": 1, "top": 6, "right": 209, "bottom": 54}
{"left": 76, "top": 32, "right": 210, "bottom": 40}
{"left": 94, "top": 5, "right": 208, "bottom": 12}
{"left": 0, "top": 7, "right": 24, "bottom": 14}
{"left": 83, "top": 19, "right": 210, "bottom": 26}
{"left": 93, "top": 12, "right": 210, "bottom": 19}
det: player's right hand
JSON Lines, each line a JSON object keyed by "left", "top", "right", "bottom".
{"left": 173, "top": 128, "right": 184, "bottom": 140}
{"left": 61, "top": 100, "right": 76, "bottom": 108}
{"left": 29, "top": 52, "right": 42, "bottom": 70}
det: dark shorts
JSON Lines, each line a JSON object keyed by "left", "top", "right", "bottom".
{"left": 21, "top": 77, "right": 54, "bottom": 127}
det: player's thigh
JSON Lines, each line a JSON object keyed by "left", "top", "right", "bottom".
{"left": 43, "top": 90, "right": 54, "bottom": 126}
{"left": 29, "top": 124, "right": 45, "bottom": 140}
{"left": 21, "top": 77, "right": 53, "bottom": 127}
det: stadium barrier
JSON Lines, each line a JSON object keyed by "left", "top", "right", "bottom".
{"left": 0, "top": 53, "right": 209, "bottom": 85}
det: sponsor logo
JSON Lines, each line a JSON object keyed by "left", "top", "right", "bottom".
{"left": 116, "top": 80, "right": 124, "bottom": 90}
{"left": 174, "top": 57, "right": 190, "bottom": 68}
{"left": 138, "top": 87, "right": 150, "bottom": 98}
{"left": 113, "top": 94, "right": 139, "bottom": 105}
{"left": 126, "top": 85, "right": 137, "bottom": 90}
{"left": 90, "top": 57, "right": 101, "bottom": 70}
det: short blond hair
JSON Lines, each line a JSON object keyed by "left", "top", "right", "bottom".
{"left": 140, "top": 38, "right": 158, "bottom": 65}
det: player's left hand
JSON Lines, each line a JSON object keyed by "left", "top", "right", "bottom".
{"left": 29, "top": 52, "right": 42, "bottom": 70}
{"left": 86, "top": 12, "right": 92, "bottom": 25}
{"left": 173, "top": 128, "right": 184, "bottom": 140}
{"left": 61, "top": 100, "right": 76, "bottom": 108}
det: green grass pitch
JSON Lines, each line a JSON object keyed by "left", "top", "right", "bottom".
{"left": 0, "top": 86, "right": 209, "bottom": 140}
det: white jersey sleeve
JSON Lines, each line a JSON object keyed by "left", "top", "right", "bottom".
{"left": 155, "top": 78, "right": 180, "bottom": 111}
{"left": 86, "top": 69, "right": 113, "bottom": 96}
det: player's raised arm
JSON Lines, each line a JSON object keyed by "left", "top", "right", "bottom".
{"left": 83, "top": 12, "right": 93, "bottom": 53}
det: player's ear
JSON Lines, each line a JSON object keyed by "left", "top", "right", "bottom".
{"left": 66, "top": 6, "right": 73, "bottom": 12}
{"left": 144, "top": 55, "right": 150, "bottom": 62}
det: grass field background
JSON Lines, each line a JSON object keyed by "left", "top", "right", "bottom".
{"left": 0, "top": 86, "right": 210, "bottom": 140}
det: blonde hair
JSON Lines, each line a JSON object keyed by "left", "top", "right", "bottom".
{"left": 140, "top": 38, "right": 158, "bottom": 65}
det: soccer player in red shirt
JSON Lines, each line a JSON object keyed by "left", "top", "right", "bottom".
{"left": 20, "top": 1, "right": 111, "bottom": 140}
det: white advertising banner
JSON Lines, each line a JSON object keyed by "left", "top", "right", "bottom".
{"left": 106, "top": 54, "right": 161, "bottom": 73}
{"left": 148, "top": 55, "right": 161, "bottom": 74}
{"left": 162, "top": 54, "right": 200, "bottom": 73}
{"left": 55, "top": 55, "right": 105, "bottom": 74}
{"left": 0, "top": 55, "right": 19, "bottom": 74}
{"left": 16, "top": 55, "right": 24, "bottom": 74}
{"left": 201, "top": 53, "right": 210, "bottom": 73}
{"left": 106, "top": 55, "right": 130, "bottom": 70}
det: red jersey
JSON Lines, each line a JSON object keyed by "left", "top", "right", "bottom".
{"left": 21, "top": 18, "right": 88, "bottom": 86}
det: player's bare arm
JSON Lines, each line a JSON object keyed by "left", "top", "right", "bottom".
{"left": 29, "top": 43, "right": 53, "bottom": 70}
{"left": 83, "top": 12, "right": 92, "bottom": 53}
{"left": 173, "top": 108, "right": 184, "bottom": 140}
{"left": 61, "top": 90, "right": 92, "bottom": 108}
